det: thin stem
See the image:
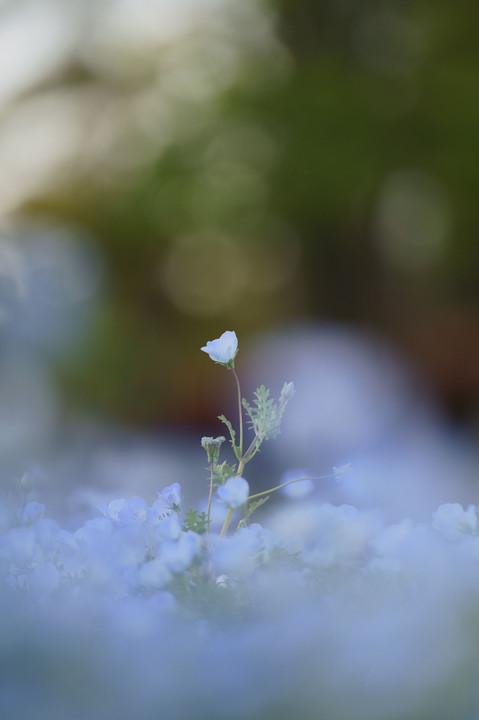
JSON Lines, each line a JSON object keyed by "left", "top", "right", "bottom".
{"left": 231, "top": 368, "right": 243, "bottom": 457}
{"left": 243, "top": 435, "right": 260, "bottom": 464}
{"left": 220, "top": 508, "right": 233, "bottom": 537}
{"left": 219, "top": 458, "right": 246, "bottom": 537}
{"left": 247, "top": 476, "right": 328, "bottom": 501}
{"left": 206, "top": 462, "right": 214, "bottom": 534}
{"left": 219, "top": 473, "right": 333, "bottom": 537}
{"left": 147, "top": 528, "right": 154, "bottom": 560}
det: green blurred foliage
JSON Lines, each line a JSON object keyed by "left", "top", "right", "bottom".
{"left": 3, "top": 0, "right": 478, "bottom": 426}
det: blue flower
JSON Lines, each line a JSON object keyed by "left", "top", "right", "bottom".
{"left": 117, "top": 497, "right": 148, "bottom": 526}
{"left": 217, "top": 476, "right": 249, "bottom": 509}
{"left": 17, "top": 501, "right": 46, "bottom": 524}
{"left": 201, "top": 331, "right": 238, "bottom": 367}
{"left": 155, "top": 483, "right": 182, "bottom": 515}
{"left": 97, "top": 498, "right": 128, "bottom": 524}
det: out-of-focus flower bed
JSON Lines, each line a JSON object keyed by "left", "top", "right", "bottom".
{"left": 2, "top": 476, "right": 479, "bottom": 719}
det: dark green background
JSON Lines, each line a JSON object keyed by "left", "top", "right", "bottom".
{"left": 6, "top": 0, "right": 479, "bottom": 432}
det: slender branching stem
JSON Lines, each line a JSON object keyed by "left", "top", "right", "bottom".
{"left": 231, "top": 368, "right": 243, "bottom": 457}
{"left": 220, "top": 508, "right": 233, "bottom": 537}
{"left": 243, "top": 435, "right": 259, "bottom": 464}
{"left": 219, "top": 457, "right": 246, "bottom": 537}
{"left": 206, "top": 462, "right": 214, "bottom": 534}
{"left": 248, "top": 476, "right": 328, "bottom": 501}
{"left": 220, "top": 475, "right": 321, "bottom": 537}
{"left": 237, "top": 457, "right": 245, "bottom": 477}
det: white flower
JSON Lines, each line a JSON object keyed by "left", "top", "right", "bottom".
{"left": 201, "top": 331, "right": 238, "bottom": 367}
{"left": 217, "top": 476, "right": 249, "bottom": 509}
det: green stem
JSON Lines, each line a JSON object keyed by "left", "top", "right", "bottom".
{"left": 243, "top": 435, "right": 259, "bottom": 464}
{"left": 218, "top": 455, "right": 247, "bottom": 537}
{"left": 231, "top": 368, "right": 243, "bottom": 458}
{"left": 206, "top": 462, "right": 214, "bottom": 534}
{"left": 247, "top": 476, "right": 325, "bottom": 501}
{"left": 219, "top": 457, "right": 246, "bottom": 537}
{"left": 220, "top": 473, "right": 329, "bottom": 537}
{"left": 220, "top": 508, "right": 233, "bottom": 537}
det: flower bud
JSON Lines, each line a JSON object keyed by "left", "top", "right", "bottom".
{"left": 201, "top": 436, "right": 226, "bottom": 463}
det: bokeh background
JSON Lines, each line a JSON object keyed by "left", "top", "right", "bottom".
{"left": 1, "top": 0, "right": 478, "bottom": 514}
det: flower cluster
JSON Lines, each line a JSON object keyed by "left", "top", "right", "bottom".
{"left": 4, "top": 487, "right": 479, "bottom": 607}
{"left": 1, "top": 486, "right": 200, "bottom": 598}
{"left": 2, "top": 487, "right": 479, "bottom": 720}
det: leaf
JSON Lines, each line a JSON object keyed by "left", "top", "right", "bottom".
{"left": 182, "top": 508, "right": 209, "bottom": 534}
{"left": 242, "top": 385, "right": 280, "bottom": 443}
{"left": 213, "top": 460, "right": 237, "bottom": 484}
{"left": 236, "top": 495, "right": 270, "bottom": 531}
{"left": 218, "top": 414, "right": 241, "bottom": 458}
